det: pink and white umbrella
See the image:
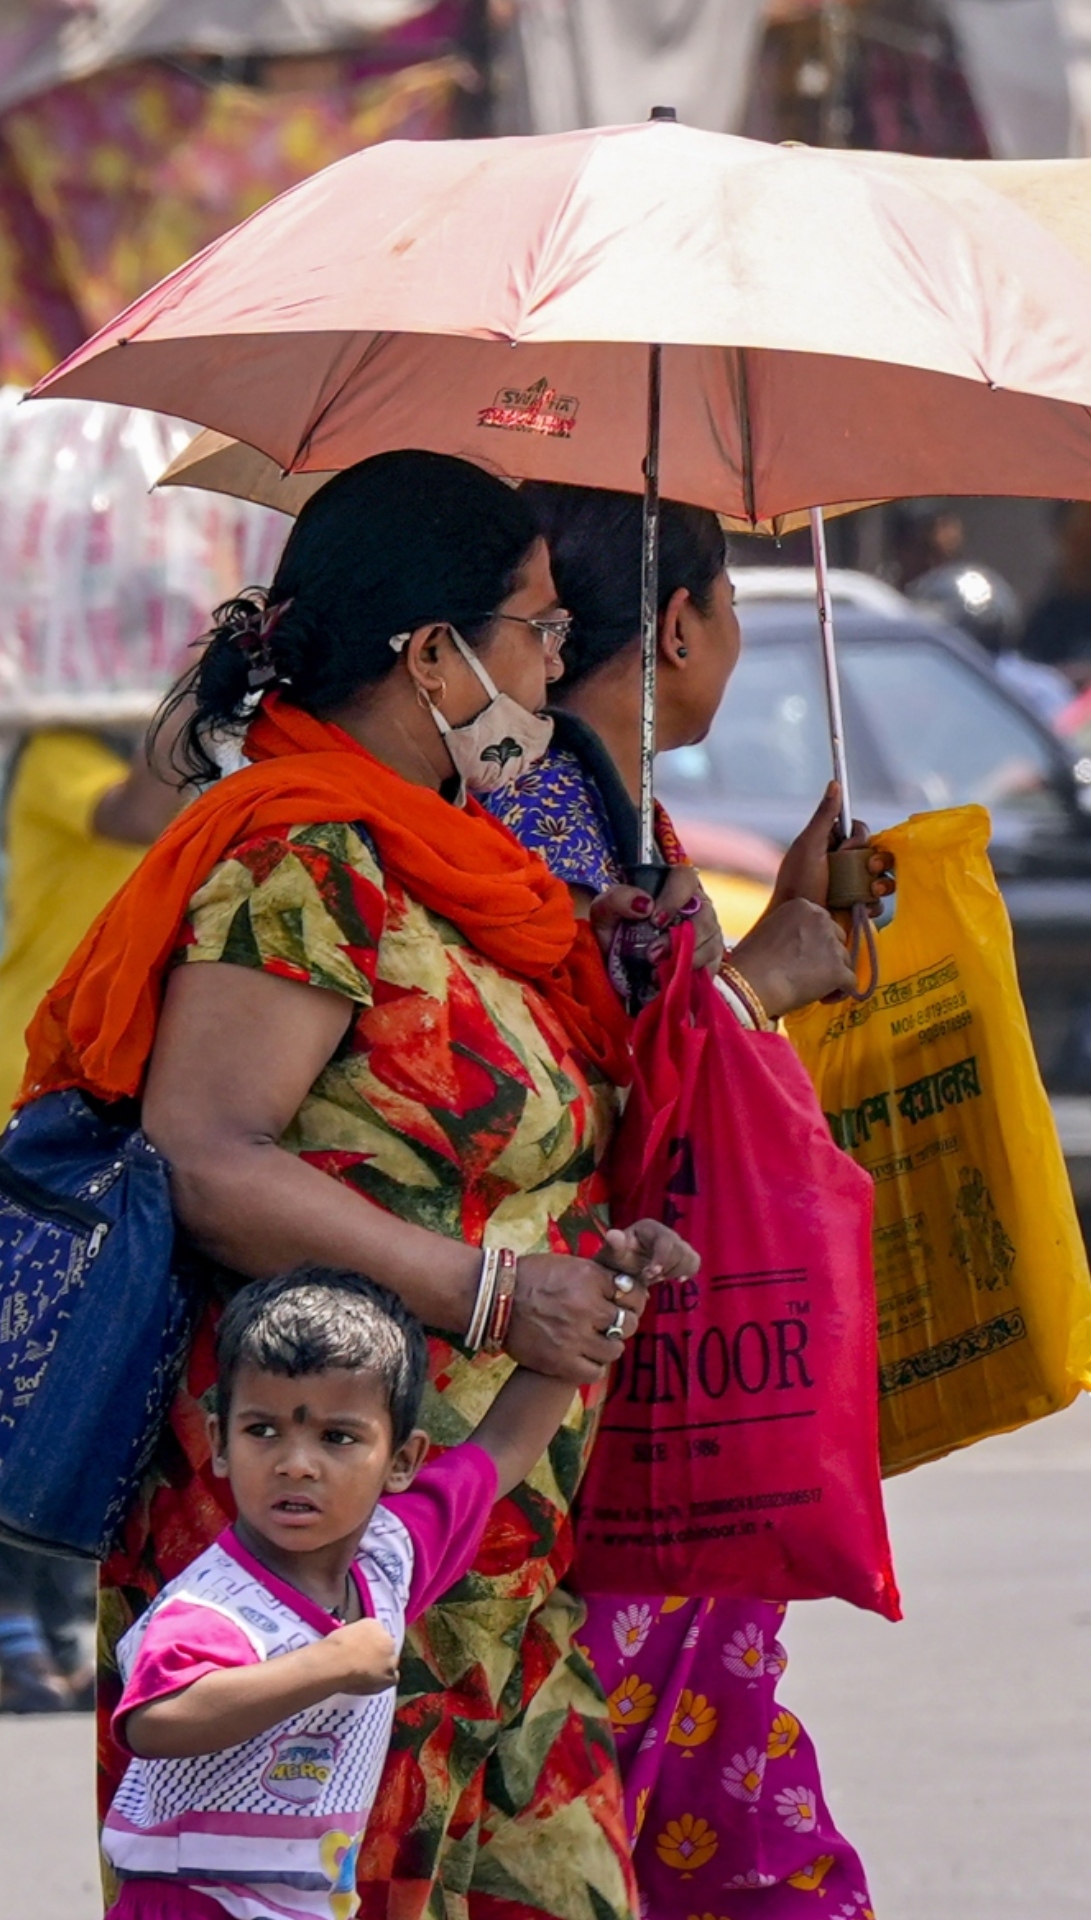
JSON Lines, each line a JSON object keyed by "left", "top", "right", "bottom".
{"left": 31, "top": 118, "right": 1091, "bottom": 856}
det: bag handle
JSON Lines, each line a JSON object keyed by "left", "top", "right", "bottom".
{"left": 609, "top": 920, "right": 701, "bottom": 1198}
{"left": 847, "top": 903, "right": 880, "bottom": 1002}
{"left": 835, "top": 808, "right": 989, "bottom": 1005}
{"left": 659, "top": 914, "right": 699, "bottom": 1026}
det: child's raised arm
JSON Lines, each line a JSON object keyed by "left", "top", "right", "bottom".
{"left": 471, "top": 1367, "right": 590, "bottom": 1500}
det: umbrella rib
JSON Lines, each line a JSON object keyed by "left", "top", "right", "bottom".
{"left": 736, "top": 346, "right": 757, "bottom": 531}
{"left": 286, "top": 332, "right": 389, "bottom": 473}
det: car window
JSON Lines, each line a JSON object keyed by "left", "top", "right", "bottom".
{"left": 840, "top": 641, "right": 1062, "bottom": 813}
{"left": 657, "top": 640, "right": 837, "bottom": 805}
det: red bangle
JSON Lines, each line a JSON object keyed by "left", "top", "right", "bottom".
{"left": 484, "top": 1249, "right": 518, "bottom": 1355}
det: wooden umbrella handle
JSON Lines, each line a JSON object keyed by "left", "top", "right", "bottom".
{"left": 827, "top": 846, "right": 876, "bottom": 912}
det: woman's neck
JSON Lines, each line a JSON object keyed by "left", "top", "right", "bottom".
{"left": 326, "top": 696, "right": 448, "bottom": 791}
{"left": 560, "top": 666, "right": 644, "bottom": 802}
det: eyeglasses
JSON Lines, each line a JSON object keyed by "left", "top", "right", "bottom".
{"left": 488, "top": 611, "right": 573, "bottom": 656}
{"left": 389, "top": 611, "right": 573, "bottom": 659}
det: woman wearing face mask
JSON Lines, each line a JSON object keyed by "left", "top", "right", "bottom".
{"left": 489, "top": 481, "right": 892, "bottom": 1920}
{"left": 26, "top": 452, "right": 699, "bottom": 1920}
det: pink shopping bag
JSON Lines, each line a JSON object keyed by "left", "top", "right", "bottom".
{"left": 577, "top": 928, "right": 900, "bottom": 1619}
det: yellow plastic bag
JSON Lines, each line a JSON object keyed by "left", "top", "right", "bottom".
{"left": 786, "top": 806, "right": 1091, "bottom": 1473}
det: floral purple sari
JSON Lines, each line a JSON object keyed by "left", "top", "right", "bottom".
{"left": 489, "top": 741, "right": 874, "bottom": 1919}
{"left": 581, "top": 1595, "right": 872, "bottom": 1917}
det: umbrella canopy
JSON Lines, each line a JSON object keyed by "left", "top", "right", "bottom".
{"left": 31, "top": 122, "right": 1091, "bottom": 534}
{"left": 157, "top": 428, "right": 885, "bottom": 538}
{"left": 155, "top": 147, "right": 1091, "bottom": 531}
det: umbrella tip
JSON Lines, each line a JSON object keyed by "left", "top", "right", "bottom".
{"left": 649, "top": 105, "right": 677, "bottom": 122}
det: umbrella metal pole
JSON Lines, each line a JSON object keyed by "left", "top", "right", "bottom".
{"left": 638, "top": 342, "right": 662, "bottom": 869}
{"left": 809, "top": 504, "right": 854, "bottom": 840}
{"left": 811, "top": 505, "right": 878, "bottom": 995}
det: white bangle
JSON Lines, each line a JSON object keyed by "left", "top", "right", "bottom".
{"left": 714, "top": 973, "right": 758, "bottom": 1030}
{"left": 466, "top": 1246, "right": 500, "bottom": 1352}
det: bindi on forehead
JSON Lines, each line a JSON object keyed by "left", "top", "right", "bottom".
{"left": 292, "top": 1404, "right": 310, "bottom": 1426}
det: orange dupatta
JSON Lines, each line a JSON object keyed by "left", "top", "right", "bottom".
{"left": 20, "top": 696, "right": 632, "bottom": 1106}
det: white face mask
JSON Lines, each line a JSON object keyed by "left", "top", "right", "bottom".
{"left": 393, "top": 625, "right": 554, "bottom": 796}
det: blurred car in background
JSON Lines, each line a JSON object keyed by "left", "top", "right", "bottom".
{"left": 662, "top": 569, "right": 1091, "bottom": 1209}
{"left": 1055, "top": 678, "right": 1091, "bottom": 757}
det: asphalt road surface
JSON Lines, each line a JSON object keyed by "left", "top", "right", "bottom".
{"left": 3, "top": 1399, "right": 1089, "bottom": 1920}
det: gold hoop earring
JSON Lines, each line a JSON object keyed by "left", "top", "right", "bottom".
{"left": 415, "top": 678, "right": 446, "bottom": 711}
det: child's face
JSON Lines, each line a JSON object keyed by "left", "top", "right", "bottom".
{"left": 210, "top": 1364, "right": 425, "bottom": 1555}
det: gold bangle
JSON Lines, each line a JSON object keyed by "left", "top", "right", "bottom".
{"left": 720, "top": 959, "right": 774, "bottom": 1032}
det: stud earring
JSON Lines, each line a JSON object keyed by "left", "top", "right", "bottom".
{"left": 677, "top": 644, "right": 688, "bottom": 658}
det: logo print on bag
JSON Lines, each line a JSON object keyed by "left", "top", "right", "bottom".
{"left": 949, "top": 1165, "right": 1015, "bottom": 1293}
{"left": 478, "top": 378, "right": 579, "bottom": 438}
{"left": 262, "top": 1731, "right": 340, "bottom": 1805}
{"left": 604, "top": 1271, "right": 815, "bottom": 1412}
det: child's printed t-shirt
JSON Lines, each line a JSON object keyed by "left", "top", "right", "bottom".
{"left": 104, "top": 1444, "right": 498, "bottom": 1920}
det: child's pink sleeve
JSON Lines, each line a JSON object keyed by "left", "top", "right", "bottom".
{"left": 383, "top": 1443, "right": 498, "bottom": 1622}
{"left": 112, "top": 1599, "right": 261, "bottom": 1753}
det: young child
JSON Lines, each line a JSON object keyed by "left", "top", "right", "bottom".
{"left": 100, "top": 1261, "right": 661, "bottom": 1920}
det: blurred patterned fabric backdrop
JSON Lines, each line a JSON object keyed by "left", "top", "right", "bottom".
{"left": 0, "top": 6, "right": 472, "bottom": 387}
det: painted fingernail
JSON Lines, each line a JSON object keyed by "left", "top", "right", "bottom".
{"left": 632, "top": 894, "right": 654, "bottom": 914}
{"left": 653, "top": 909, "right": 671, "bottom": 927}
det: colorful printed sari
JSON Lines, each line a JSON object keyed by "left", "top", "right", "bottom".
{"left": 489, "top": 739, "right": 875, "bottom": 1919}
{"left": 97, "top": 817, "right": 634, "bottom": 1920}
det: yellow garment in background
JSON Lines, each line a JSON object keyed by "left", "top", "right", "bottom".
{"left": 0, "top": 731, "right": 141, "bottom": 1116}
{"left": 698, "top": 868, "right": 772, "bottom": 946}
{"left": 787, "top": 806, "right": 1091, "bottom": 1473}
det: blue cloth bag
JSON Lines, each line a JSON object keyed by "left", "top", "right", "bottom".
{"left": 0, "top": 1089, "right": 196, "bottom": 1559}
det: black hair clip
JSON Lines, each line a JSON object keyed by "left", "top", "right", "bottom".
{"left": 246, "top": 648, "right": 277, "bottom": 693}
